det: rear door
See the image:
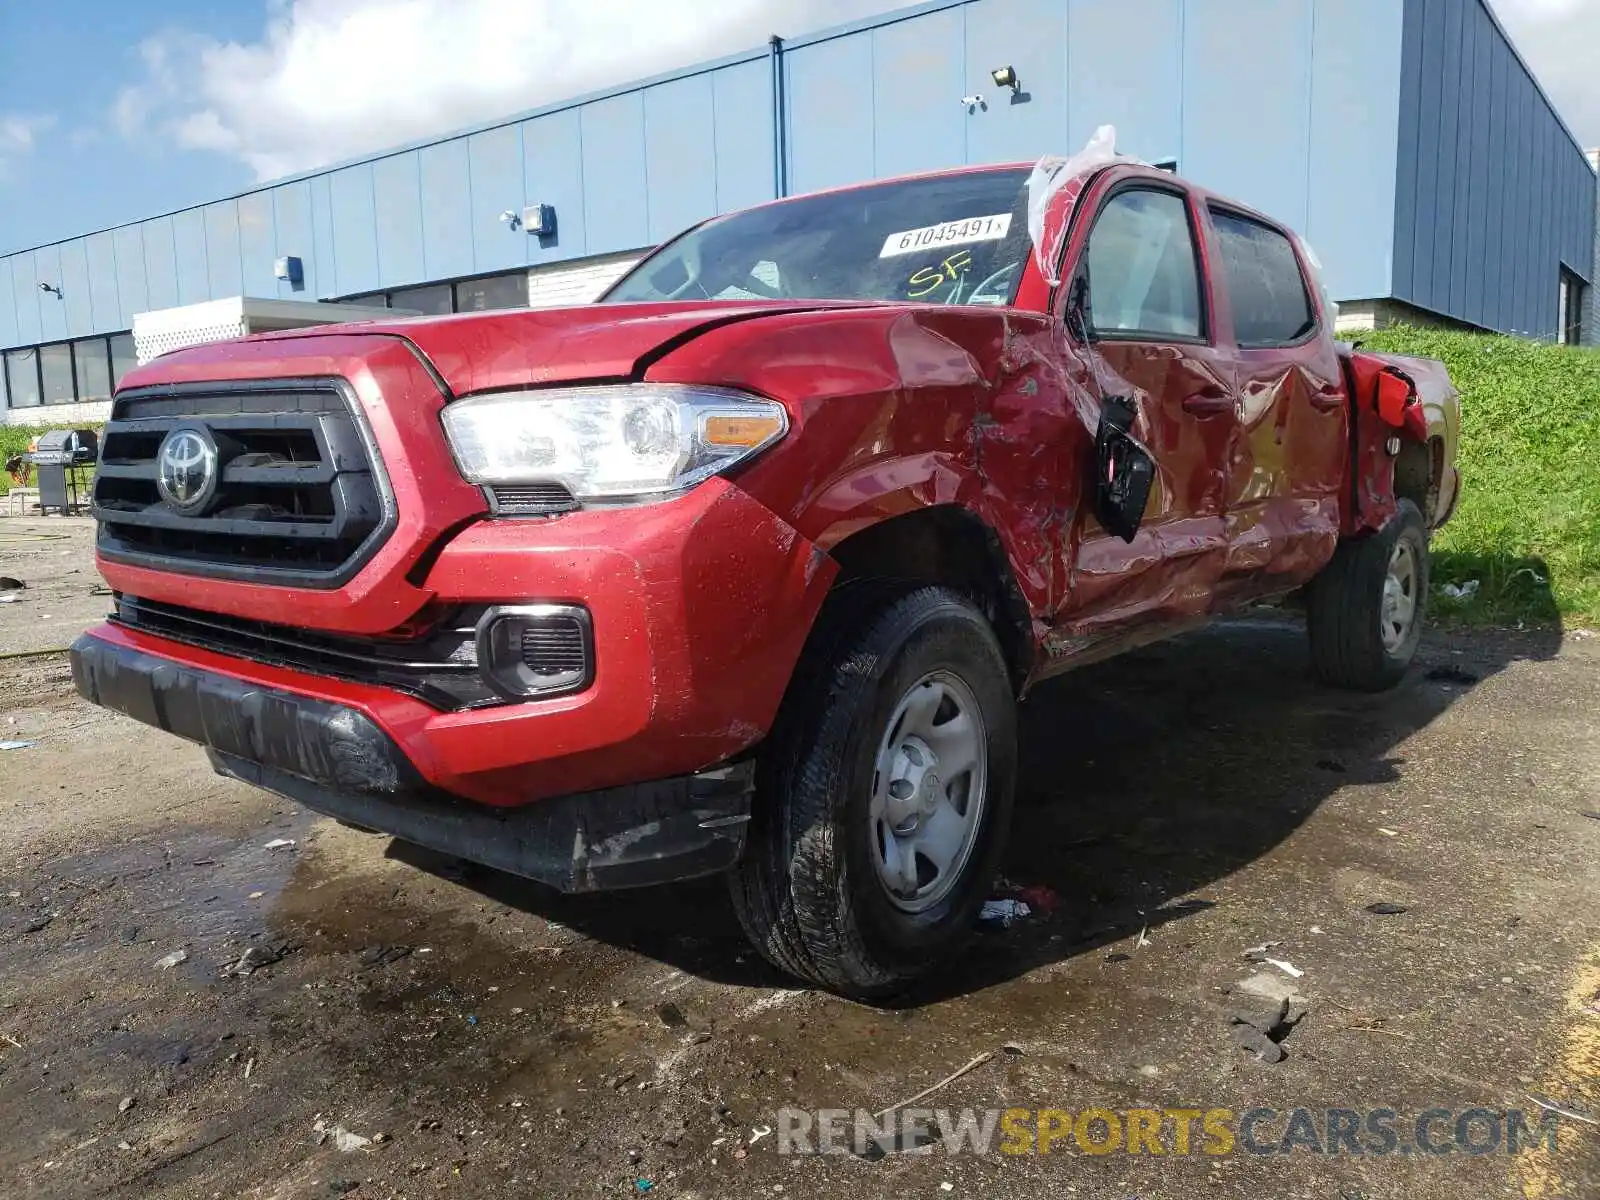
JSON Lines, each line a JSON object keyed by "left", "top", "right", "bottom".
{"left": 1057, "top": 181, "right": 1237, "bottom": 631}
{"left": 1204, "top": 207, "right": 1347, "bottom": 598}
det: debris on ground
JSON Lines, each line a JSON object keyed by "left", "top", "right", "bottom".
{"left": 872, "top": 1050, "right": 995, "bottom": 1121}
{"left": 1377, "top": 827, "right": 1400, "bottom": 837}
{"left": 1234, "top": 971, "right": 1310, "bottom": 1021}
{"left": 1524, "top": 1094, "right": 1600, "bottom": 1127}
{"left": 1439, "top": 580, "right": 1480, "bottom": 601}
{"left": 223, "top": 943, "right": 287, "bottom": 977}
{"left": 655, "top": 1001, "right": 687, "bottom": 1029}
{"left": 0, "top": 577, "right": 23, "bottom": 590}
{"left": 118, "top": 1096, "right": 135, "bottom": 1114}
{"left": 1230, "top": 1022, "right": 1287, "bottom": 1063}
{"left": 992, "top": 882, "right": 1061, "bottom": 914}
{"left": 1242, "top": 941, "right": 1283, "bottom": 960}
{"left": 263, "top": 838, "right": 297, "bottom": 851}
{"left": 155, "top": 949, "right": 189, "bottom": 969}
{"left": 1225, "top": 973, "right": 1309, "bottom": 1064}
{"left": 313, "top": 1118, "right": 377, "bottom": 1153}
{"left": 357, "top": 944, "right": 412, "bottom": 969}
{"left": 0, "top": 740, "right": 37, "bottom": 751}
{"left": 1260, "top": 957, "right": 1303, "bottom": 978}
{"left": 1228, "top": 995, "right": 1290, "bottom": 1035}
{"left": 978, "top": 899, "right": 1030, "bottom": 927}
{"left": 1425, "top": 665, "right": 1480, "bottom": 684}
{"left": 1365, "top": 902, "right": 1409, "bottom": 915}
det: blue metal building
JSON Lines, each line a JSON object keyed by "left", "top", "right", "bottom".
{"left": 2, "top": 0, "right": 1595, "bottom": 423}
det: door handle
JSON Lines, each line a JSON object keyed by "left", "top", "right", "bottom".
{"left": 1181, "top": 388, "right": 1235, "bottom": 416}
{"left": 1309, "top": 386, "right": 1346, "bottom": 412}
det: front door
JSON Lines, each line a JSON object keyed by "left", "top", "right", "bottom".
{"left": 1056, "top": 183, "right": 1237, "bottom": 635}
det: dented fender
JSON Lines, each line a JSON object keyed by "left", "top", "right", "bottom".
{"left": 646, "top": 305, "right": 1088, "bottom": 624}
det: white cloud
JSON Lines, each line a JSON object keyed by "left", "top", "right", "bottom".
{"left": 1494, "top": 0, "right": 1600, "bottom": 147}
{"left": 113, "top": 0, "right": 893, "bottom": 182}
{"left": 0, "top": 113, "right": 55, "bottom": 176}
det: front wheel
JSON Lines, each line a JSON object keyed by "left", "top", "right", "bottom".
{"left": 728, "top": 587, "right": 1017, "bottom": 999}
{"left": 1306, "top": 498, "right": 1429, "bottom": 691}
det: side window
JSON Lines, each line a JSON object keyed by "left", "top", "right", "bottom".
{"left": 1209, "top": 209, "right": 1316, "bottom": 347}
{"left": 1085, "top": 189, "right": 1203, "bottom": 340}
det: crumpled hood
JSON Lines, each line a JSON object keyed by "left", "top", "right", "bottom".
{"left": 245, "top": 299, "right": 874, "bottom": 395}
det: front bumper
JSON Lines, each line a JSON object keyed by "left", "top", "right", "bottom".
{"left": 70, "top": 634, "right": 754, "bottom": 891}
{"left": 91, "top": 478, "right": 835, "bottom": 806}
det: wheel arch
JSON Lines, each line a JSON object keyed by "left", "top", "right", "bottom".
{"left": 820, "top": 504, "right": 1037, "bottom": 694}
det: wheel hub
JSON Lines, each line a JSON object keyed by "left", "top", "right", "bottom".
{"left": 1381, "top": 539, "right": 1418, "bottom": 652}
{"left": 870, "top": 672, "right": 988, "bottom": 914}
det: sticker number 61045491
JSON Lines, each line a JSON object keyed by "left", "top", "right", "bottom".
{"left": 879, "top": 213, "right": 1013, "bottom": 258}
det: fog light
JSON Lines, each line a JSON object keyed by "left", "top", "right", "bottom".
{"left": 476, "top": 604, "right": 593, "bottom": 698}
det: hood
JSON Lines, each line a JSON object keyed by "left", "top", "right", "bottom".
{"left": 244, "top": 299, "right": 875, "bottom": 395}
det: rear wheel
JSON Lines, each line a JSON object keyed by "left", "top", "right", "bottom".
{"left": 728, "top": 586, "right": 1017, "bottom": 999}
{"left": 1306, "top": 499, "right": 1429, "bottom": 691}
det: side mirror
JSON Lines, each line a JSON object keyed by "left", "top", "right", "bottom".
{"left": 1064, "top": 274, "right": 1096, "bottom": 344}
{"left": 1092, "top": 395, "right": 1155, "bottom": 543}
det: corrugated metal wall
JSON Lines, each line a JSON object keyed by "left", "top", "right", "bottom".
{"left": 4, "top": 0, "right": 1587, "bottom": 353}
{"left": 1393, "top": 0, "right": 1596, "bottom": 337}
{"left": 0, "top": 44, "right": 776, "bottom": 353}
{"left": 780, "top": 0, "right": 1404, "bottom": 303}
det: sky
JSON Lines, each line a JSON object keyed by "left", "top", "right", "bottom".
{"left": 0, "top": 0, "right": 1597, "bottom": 255}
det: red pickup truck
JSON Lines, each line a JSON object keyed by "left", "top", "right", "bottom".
{"left": 72, "top": 159, "right": 1459, "bottom": 997}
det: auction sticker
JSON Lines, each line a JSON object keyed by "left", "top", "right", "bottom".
{"left": 879, "top": 213, "right": 1012, "bottom": 258}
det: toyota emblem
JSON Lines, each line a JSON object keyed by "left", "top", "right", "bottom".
{"left": 155, "top": 425, "right": 220, "bottom": 514}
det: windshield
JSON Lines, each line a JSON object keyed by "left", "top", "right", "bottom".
{"left": 604, "top": 169, "right": 1032, "bottom": 308}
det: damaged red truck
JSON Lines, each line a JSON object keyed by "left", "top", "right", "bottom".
{"left": 72, "top": 158, "right": 1459, "bottom": 998}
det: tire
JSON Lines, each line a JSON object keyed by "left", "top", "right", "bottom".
{"left": 1306, "top": 498, "right": 1429, "bottom": 691}
{"left": 728, "top": 586, "right": 1017, "bottom": 999}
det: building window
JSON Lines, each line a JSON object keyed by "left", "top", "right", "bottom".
{"left": 454, "top": 271, "right": 528, "bottom": 312}
{"left": 40, "top": 343, "right": 75, "bottom": 405}
{"left": 1558, "top": 269, "right": 1585, "bottom": 345}
{"left": 335, "top": 291, "right": 389, "bottom": 308}
{"left": 73, "top": 337, "right": 112, "bottom": 405}
{"left": 4, "top": 350, "right": 40, "bottom": 408}
{"left": 110, "top": 333, "right": 137, "bottom": 387}
{"left": 390, "top": 284, "right": 453, "bottom": 315}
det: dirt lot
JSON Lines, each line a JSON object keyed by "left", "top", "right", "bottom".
{"left": 0, "top": 516, "right": 1596, "bottom": 1200}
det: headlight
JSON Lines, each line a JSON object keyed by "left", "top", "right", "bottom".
{"left": 441, "top": 383, "right": 787, "bottom": 503}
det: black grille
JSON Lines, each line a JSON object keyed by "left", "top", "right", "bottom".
{"left": 520, "top": 615, "right": 589, "bottom": 677}
{"left": 488, "top": 483, "right": 579, "bottom": 515}
{"left": 93, "top": 380, "right": 394, "bottom": 588}
{"left": 109, "top": 595, "right": 502, "bottom": 711}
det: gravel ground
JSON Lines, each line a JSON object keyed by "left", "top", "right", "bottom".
{"left": 0, "top": 516, "right": 1596, "bottom": 1199}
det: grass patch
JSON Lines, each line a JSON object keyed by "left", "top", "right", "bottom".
{"left": 1346, "top": 325, "right": 1600, "bottom": 627}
